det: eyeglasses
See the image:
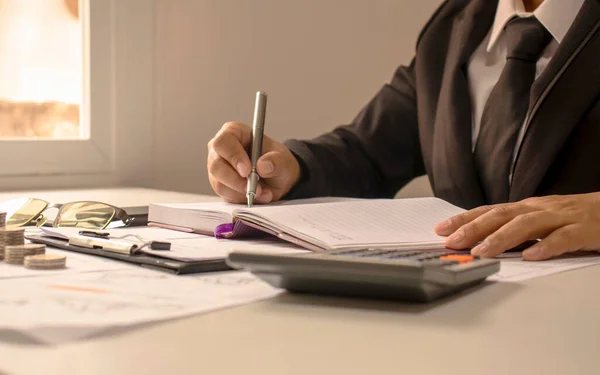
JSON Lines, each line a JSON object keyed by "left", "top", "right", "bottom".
{"left": 0, "top": 198, "right": 133, "bottom": 229}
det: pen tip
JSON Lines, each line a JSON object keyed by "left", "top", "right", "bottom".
{"left": 247, "top": 195, "right": 254, "bottom": 208}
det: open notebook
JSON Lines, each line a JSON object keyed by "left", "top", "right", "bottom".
{"left": 148, "top": 197, "right": 465, "bottom": 252}
{"left": 148, "top": 197, "right": 355, "bottom": 236}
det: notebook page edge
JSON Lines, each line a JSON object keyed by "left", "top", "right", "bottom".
{"left": 148, "top": 203, "right": 234, "bottom": 233}
{"left": 233, "top": 197, "right": 462, "bottom": 249}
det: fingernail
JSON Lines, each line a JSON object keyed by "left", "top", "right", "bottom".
{"left": 237, "top": 162, "right": 249, "bottom": 177}
{"left": 447, "top": 229, "right": 464, "bottom": 245}
{"left": 471, "top": 241, "right": 489, "bottom": 256}
{"left": 260, "top": 160, "right": 274, "bottom": 175}
{"left": 436, "top": 220, "right": 451, "bottom": 232}
{"left": 523, "top": 247, "right": 542, "bottom": 260}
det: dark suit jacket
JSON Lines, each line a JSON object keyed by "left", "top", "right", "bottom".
{"left": 284, "top": 0, "right": 600, "bottom": 209}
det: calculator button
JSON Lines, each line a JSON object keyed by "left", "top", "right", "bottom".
{"left": 440, "top": 254, "right": 474, "bottom": 263}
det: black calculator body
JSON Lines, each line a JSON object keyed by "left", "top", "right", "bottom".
{"left": 226, "top": 249, "right": 500, "bottom": 302}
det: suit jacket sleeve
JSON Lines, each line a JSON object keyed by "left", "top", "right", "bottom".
{"left": 283, "top": 59, "right": 426, "bottom": 199}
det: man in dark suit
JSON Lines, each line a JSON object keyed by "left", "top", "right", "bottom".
{"left": 207, "top": 0, "right": 600, "bottom": 260}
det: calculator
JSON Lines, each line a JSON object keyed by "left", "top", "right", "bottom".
{"left": 226, "top": 249, "right": 500, "bottom": 302}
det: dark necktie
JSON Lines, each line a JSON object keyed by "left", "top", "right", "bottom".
{"left": 474, "top": 17, "right": 552, "bottom": 204}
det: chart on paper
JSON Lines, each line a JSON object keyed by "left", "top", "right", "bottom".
{"left": 0, "top": 268, "right": 281, "bottom": 344}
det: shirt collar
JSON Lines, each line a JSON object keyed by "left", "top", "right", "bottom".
{"left": 487, "top": 0, "right": 586, "bottom": 52}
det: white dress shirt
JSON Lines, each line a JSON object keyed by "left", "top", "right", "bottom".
{"left": 467, "top": 0, "right": 585, "bottom": 154}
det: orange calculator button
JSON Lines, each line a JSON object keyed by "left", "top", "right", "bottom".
{"left": 440, "top": 254, "right": 474, "bottom": 263}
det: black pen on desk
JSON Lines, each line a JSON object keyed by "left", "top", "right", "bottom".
{"left": 246, "top": 91, "right": 267, "bottom": 207}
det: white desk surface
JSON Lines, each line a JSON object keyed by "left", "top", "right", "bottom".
{"left": 0, "top": 188, "right": 599, "bottom": 375}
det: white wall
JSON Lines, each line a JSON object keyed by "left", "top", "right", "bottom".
{"left": 152, "top": 0, "right": 439, "bottom": 197}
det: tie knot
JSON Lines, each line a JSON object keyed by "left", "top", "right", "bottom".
{"left": 505, "top": 17, "right": 552, "bottom": 62}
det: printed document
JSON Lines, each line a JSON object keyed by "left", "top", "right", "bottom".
{"left": 0, "top": 268, "right": 281, "bottom": 345}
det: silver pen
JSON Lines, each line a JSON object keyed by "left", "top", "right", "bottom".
{"left": 246, "top": 91, "right": 267, "bottom": 207}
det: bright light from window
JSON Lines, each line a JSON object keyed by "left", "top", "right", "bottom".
{"left": 0, "top": 0, "right": 82, "bottom": 138}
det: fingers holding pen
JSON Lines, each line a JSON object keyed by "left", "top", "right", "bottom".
{"left": 210, "top": 122, "right": 252, "bottom": 177}
{"left": 207, "top": 150, "right": 250, "bottom": 193}
{"left": 208, "top": 101, "right": 302, "bottom": 204}
{"left": 207, "top": 146, "right": 275, "bottom": 203}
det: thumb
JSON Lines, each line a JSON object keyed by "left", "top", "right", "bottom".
{"left": 256, "top": 151, "right": 287, "bottom": 179}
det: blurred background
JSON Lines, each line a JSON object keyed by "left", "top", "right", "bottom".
{"left": 0, "top": 0, "right": 438, "bottom": 197}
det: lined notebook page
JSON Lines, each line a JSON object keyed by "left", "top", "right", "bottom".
{"left": 235, "top": 198, "right": 465, "bottom": 250}
{"left": 148, "top": 197, "right": 356, "bottom": 236}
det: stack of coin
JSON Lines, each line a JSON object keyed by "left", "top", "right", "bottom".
{"left": 0, "top": 227, "right": 25, "bottom": 247}
{"left": 0, "top": 212, "right": 7, "bottom": 260}
{"left": 24, "top": 254, "right": 66, "bottom": 270}
{"left": 4, "top": 244, "right": 46, "bottom": 265}
{"left": 0, "top": 224, "right": 12, "bottom": 261}
{"left": 0, "top": 211, "right": 6, "bottom": 227}
{"left": 0, "top": 232, "right": 4, "bottom": 261}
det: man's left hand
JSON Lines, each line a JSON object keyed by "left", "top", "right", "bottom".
{"left": 434, "top": 193, "right": 600, "bottom": 261}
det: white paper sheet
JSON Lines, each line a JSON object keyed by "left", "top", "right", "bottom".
{"left": 489, "top": 253, "right": 600, "bottom": 282}
{"left": 2, "top": 228, "right": 290, "bottom": 345}
{"left": 143, "top": 237, "right": 307, "bottom": 261}
{"left": 0, "top": 268, "right": 281, "bottom": 345}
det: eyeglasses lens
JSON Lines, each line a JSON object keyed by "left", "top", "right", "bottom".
{"left": 0, "top": 198, "right": 49, "bottom": 227}
{"left": 55, "top": 202, "right": 116, "bottom": 229}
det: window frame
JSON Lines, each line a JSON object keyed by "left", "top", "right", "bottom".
{"left": 0, "top": 0, "right": 154, "bottom": 189}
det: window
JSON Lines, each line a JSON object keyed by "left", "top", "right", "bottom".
{"left": 0, "top": 0, "right": 82, "bottom": 138}
{"left": 0, "top": 0, "right": 154, "bottom": 187}
{"left": 0, "top": 0, "right": 115, "bottom": 179}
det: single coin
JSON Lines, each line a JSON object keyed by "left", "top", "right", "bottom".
{"left": 24, "top": 254, "right": 67, "bottom": 270}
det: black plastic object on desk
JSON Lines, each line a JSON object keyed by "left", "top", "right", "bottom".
{"left": 26, "top": 234, "right": 231, "bottom": 275}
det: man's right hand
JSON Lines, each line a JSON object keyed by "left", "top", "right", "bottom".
{"left": 207, "top": 122, "right": 301, "bottom": 204}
